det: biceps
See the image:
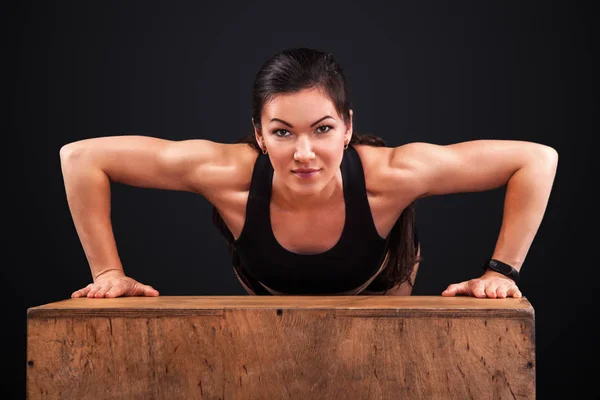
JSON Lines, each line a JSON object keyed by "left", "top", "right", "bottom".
{"left": 60, "top": 136, "right": 222, "bottom": 192}
{"left": 400, "top": 140, "right": 549, "bottom": 197}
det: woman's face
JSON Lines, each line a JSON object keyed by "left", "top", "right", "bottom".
{"left": 254, "top": 87, "right": 353, "bottom": 198}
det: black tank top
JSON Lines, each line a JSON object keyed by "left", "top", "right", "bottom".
{"left": 233, "top": 145, "right": 389, "bottom": 295}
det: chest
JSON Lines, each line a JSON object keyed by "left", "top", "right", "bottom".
{"left": 270, "top": 203, "right": 347, "bottom": 254}
{"left": 217, "top": 190, "right": 402, "bottom": 254}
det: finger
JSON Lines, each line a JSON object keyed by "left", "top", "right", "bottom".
{"left": 485, "top": 285, "right": 498, "bottom": 298}
{"left": 441, "top": 284, "right": 458, "bottom": 296}
{"left": 87, "top": 284, "right": 102, "bottom": 298}
{"left": 129, "top": 282, "right": 157, "bottom": 297}
{"left": 104, "top": 286, "right": 122, "bottom": 298}
{"left": 94, "top": 286, "right": 109, "bottom": 298}
{"left": 144, "top": 285, "right": 160, "bottom": 296}
{"left": 442, "top": 282, "right": 467, "bottom": 296}
{"left": 472, "top": 282, "right": 487, "bottom": 298}
{"left": 496, "top": 286, "right": 508, "bottom": 298}
{"left": 72, "top": 284, "right": 93, "bottom": 298}
{"left": 507, "top": 287, "right": 522, "bottom": 298}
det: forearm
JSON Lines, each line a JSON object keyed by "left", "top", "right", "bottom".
{"left": 61, "top": 150, "right": 125, "bottom": 281}
{"left": 491, "top": 148, "right": 558, "bottom": 271}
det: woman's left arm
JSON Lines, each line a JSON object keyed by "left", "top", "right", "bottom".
{"left": 388, "top": 139, "right": 559, "bottom": 298}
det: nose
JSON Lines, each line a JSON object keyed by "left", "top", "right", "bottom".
{"left": 294, "top": 137, "right": 315, "bottom": 163}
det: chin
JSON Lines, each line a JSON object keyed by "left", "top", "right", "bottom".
{"left": 287, "top": 179, "right": 327, "bottom": 196}
{"left": 290, "top": 182, "right": 323, "bottom": 196}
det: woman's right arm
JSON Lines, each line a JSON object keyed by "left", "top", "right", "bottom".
{"left": 60, "top": 135, "right": 240, "bottom": 298}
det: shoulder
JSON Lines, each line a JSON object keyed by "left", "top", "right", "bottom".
{"left": 353, "top": 143, "right": 423, "bottom": 200}
{"left": 177, "top": 140, "right": 259, "bottom": 195}
{"left": 220, "top": 142, "right": 260, "bottom": 183}
{"left": 214, "top": 142, "right": 260, "bottom": 191}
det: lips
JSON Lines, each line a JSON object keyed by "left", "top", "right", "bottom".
{"left": 292, "top": 169, "right": 320, "bottom": 178}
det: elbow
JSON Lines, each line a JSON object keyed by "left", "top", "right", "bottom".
{"left": 60, "top": 142, "right": 89, "bottom": 165}
{"left": 537, "top": 144, "right": 559, "bottom": 172}
{"left": 59, "top": 142, "right": 97, "bottom": 175}
{"left": 59, "top": 143, "right": 74, "bottom": 162}
{"left": 523, "top": 143, "right": 558, "bottom": 173}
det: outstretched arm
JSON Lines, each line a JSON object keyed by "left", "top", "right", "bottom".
{"left": 60, "top": 135, "right": 241, "bottom": 297}
{"left": 388, "top": 139, "right": 559, "bottom": 298}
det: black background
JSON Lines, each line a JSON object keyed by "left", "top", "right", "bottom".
{"left": 7, "top": 1, "right": 597, "bottom": 398}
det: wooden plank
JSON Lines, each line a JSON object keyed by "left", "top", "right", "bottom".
{"left": 27, "top": 296, "right": 535, "bottom": 399}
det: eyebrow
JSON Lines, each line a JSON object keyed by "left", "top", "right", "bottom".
{"left": 269, "top": 115, "right": 335, "bottom": 128}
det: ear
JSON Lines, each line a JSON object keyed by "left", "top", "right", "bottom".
{"left": 344, "top": 109, "right": 353, "bottom": 144}
{"left": 252, "top": 118, "right": 264, "bottom": 148}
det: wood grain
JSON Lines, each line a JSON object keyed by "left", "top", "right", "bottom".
{"left": 27, "top": 296, "right": 535, "bottom": 399}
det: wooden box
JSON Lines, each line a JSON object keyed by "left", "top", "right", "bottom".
{"left": 27, "top": 296, "right": 535, "bottom": 399}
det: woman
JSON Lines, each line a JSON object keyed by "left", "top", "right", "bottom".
{"left": 63, "top": 48, "right": 558, "bottom": 299}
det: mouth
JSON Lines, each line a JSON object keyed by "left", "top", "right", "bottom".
{"left": 292, "top": 168, "right": 321, "bottom": 179}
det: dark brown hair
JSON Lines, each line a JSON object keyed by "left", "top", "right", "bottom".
{"left": 212, "top": 48, "right": 422, "bottom": 293}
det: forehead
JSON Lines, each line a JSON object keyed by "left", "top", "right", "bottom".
{"left": 262, "top": 88, "right": 338, "bottom": 121}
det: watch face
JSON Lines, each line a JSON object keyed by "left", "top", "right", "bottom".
{"left": 489, "top": 260, "right": 511, "bottom": 274}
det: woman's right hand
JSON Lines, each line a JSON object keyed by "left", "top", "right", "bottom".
{"left": 71, "top": 270, "right": 160, "bottom": 298}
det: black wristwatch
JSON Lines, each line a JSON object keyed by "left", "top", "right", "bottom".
{"left": 482, "top": 259, "right": 520, "bottom": 285}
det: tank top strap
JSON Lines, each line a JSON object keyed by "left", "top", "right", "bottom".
{"left": 243, "top": 152, "right": 273, "bottom": 234}
{"left": 341, "top": 145, "right": 382, "bottom": 239}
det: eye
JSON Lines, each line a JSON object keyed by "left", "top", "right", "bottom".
{"left": 316, "top": 125, "right": 333, "bottom": 133}
{"left": 272, "top": 129, "right": 290, "bottom": 137}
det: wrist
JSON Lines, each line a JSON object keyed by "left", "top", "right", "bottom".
{"left": 483, "top": 269, "right": 515, "bottom": 284}
{"left": 94, "top": 268, "right": 125, "bottom": 281}
{"left": 490, "top": 254, "right": 523, "bottom": 271}
{"left": 482, "top": 258, "right": 520, "bottom": 285}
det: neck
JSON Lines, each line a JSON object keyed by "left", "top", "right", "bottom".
{"left": 271, "top": 169, "right": 343, "bottom": 211}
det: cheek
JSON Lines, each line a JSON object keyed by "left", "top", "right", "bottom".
{"left": 320, "top": 142, "right": 344, "bottom": 162}
{"left": 267, "top": 149, "right": 292, "bottom": 170}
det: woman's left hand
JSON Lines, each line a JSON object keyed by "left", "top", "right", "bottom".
{"left": 441, "top": 270, "right": 522, "bottom": 298}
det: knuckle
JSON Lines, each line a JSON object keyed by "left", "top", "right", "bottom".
{"left": 469, "top": 280, "right": 481, "bottom": 288}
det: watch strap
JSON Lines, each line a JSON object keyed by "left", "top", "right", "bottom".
{"left": 482, "top": 258, "right": 520, "bottom": 285}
